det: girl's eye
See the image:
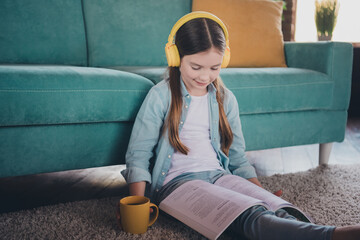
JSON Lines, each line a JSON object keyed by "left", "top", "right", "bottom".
{"left": 192, "top": 67, "right": 200, "bottom": 70}
{"left": 211, "top": 67, "right": 219, "bottom": 71}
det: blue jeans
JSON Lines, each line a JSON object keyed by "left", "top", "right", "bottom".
{"left": 154, "top": 170, "right": 335, "bottom": 240}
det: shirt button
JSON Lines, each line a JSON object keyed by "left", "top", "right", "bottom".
{"left": 186, "top": 95, "right": 190, "bottom": 98}
{"left": 156, "top": 189, "right": 159, "bottom": 192}
{"left": 168, "top": 155, "right": 171, "bottom": 158}
{"left": 185, "top": 105, "right": 188, "bottom": 109}
{"left": 180, "top": 121, "right": 184, "bottom": 125}
{"left": 162, "top": 172, "right": 165, "bottom": 175}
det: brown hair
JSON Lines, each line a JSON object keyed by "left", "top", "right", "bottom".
{"left": 166, "top": 18, "right": 233, "bottom": 156}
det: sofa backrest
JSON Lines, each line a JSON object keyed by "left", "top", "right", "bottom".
{"left": 0, "top": 0, "right": 87, "bottom": 66}
{"left": 82, "top": 0, "right": 192, "bottom": 67}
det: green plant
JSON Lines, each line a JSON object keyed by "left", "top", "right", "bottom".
{"left": 273, "top": 0, "right": 287, "bottom": 21}
{"left": 315, "top": 0, "right": 339, "bottom": 37}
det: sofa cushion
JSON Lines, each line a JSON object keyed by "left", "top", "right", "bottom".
{"left": 0, "top": 0, "right": 87, "bottom": 65}
{"left": 0, "top": 65, "right": 154, "bottom": 127}
{"left": 82, "top": 0, "right": 192, "bottom": 67}
{"left": 193, "top": 0, "right": 287, "bottom": 67}
{"left": 108, "top": 66, "right": 168, "bottom": 84}
{"left": 221, "top": 68, "right": 333, "bottom": 114}
{"left": 110, "top": 66, "right": 333, "bottom": 114}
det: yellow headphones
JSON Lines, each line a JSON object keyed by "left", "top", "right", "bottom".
{"left": 165, "top": 11, "right": 231, "bottom": 68}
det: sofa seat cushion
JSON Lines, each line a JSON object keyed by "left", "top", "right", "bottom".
{"left": 0, "top": 65, "right": 154, "bottom": 127}
{"left": 221, "top": 68, "right": 333, "bottom": 114}
{"left": 107, "top": 66, "right": 167, "bottom": 84}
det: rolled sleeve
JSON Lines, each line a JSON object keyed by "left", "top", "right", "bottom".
{"left": 231, "top": 164, "right": 257, "bottom": 179}
{"left": 121, "top": 167, "right": 152, "bottom": 184}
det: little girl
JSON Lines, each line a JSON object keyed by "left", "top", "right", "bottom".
{"left": 119, "top": 11, "right": 360, "bottom": 240}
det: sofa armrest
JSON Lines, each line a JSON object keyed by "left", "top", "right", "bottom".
{"left": 284, "top": 42, "right": 353, "bottom": 110}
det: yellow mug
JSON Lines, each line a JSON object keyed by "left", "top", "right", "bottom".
{"left": 119, "top": 196, "right": 159, "bottom": 234}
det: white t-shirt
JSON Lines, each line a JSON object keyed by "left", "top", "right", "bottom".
{"left": 163, "top": 93, "right": 223, "bottom": 185}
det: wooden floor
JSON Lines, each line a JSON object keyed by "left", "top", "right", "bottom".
{"left": 1, "top": 117, "right": 359, "bottom": 214}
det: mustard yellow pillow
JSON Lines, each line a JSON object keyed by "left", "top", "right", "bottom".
{"left": 192, "top": 0, "right": 287, "bottom": 67}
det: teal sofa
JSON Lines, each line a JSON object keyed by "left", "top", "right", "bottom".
{"left": 0, "top": 0, "right": 353, "bottom": 178}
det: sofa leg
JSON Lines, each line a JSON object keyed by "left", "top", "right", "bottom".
{"left": 319, "top": 142, "right": 333, "bottom": 165}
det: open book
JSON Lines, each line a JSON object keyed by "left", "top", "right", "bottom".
{"left": 159, "top": 174, "right": 312, "bottom": 240}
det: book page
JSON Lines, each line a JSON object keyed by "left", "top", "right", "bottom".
{"left": 215, "top": 174, "right": 312, "bottom": 222}
{"left": 159, "top": 180, "right": 267, "bottom": 240}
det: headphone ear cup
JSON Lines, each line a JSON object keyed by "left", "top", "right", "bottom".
{"left": 165, "top": 43, "right": 181, "bottom": 67}
{"left": 221, "top": 46, "right": 231, "bottom": 68}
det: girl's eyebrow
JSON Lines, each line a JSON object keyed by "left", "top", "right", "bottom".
{"left": 190, "top": 62, "right": 221, "bottom": 67}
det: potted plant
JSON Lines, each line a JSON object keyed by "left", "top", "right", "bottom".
{"left": 315, "top": 0, "right": 339, "bottom": 41}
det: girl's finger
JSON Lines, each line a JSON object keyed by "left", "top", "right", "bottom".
{"left": 273, "top": 189, "right": 283, "bottom": 197}
{"left": 116, "top": 202, "right": 122, "bottom": 229}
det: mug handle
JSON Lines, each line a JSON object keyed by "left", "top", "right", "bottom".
{"left": 148, "top": 203, "right": 159, "bottom": 227}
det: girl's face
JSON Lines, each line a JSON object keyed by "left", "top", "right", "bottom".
{"left": 179, "top": 47, "right": 223, "bottom": 96}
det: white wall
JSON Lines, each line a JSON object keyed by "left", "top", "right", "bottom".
{"left": 295, "top": 0, "right": 360, "bottom": 42}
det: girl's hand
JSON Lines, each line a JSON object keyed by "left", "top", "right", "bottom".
{"left": 116, "top": 202, "right": 122, "bottom": 230}
{"left": 273, "top": 189, "right": 283, "bottom": 197}
{"left": 116, "top": 200, "right": 153, "bottom": 230}
{"left": 247, "top": 178, "right": 283, "bottom": 197}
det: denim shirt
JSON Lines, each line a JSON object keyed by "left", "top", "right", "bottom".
{"left": 121, "top": 79, "right": 257, "bottom": 197}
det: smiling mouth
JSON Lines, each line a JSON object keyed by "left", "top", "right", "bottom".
{"left": 194, "top": 80, "right": 208, "bottom": 86}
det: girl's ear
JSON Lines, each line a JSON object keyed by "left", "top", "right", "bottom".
{"left": 221, "top": 46, "right": 230, "bottom": 68}
{"left": 178, "top": 59, "right": 183, "bottom": 72}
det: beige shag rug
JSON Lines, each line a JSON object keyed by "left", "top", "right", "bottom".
{"left": 1, "top": 164, "right": 359, "bottom": 239}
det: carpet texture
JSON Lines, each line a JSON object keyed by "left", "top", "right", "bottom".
{"left": 1, "top": 164, "right": 359, "bottom": 239}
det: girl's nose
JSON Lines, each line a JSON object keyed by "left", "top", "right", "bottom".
{"left": 199, "top": 73, "right": 210, "bottom": 82}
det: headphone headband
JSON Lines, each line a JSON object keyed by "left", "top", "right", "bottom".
{"left": 167, "top": 11, "right": 229, "bottom": 46}
{"left": 165, "top": 11, "right": 230, "bottom": 68}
